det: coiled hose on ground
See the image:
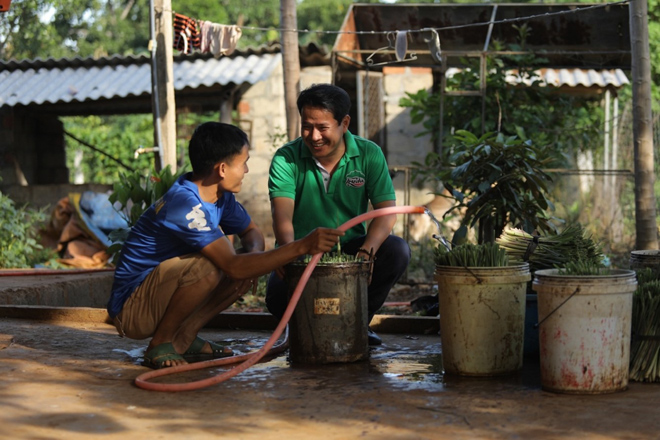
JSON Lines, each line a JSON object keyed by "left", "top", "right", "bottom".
{"left": 134, "top": 205, "right": 426, "bottom": 392}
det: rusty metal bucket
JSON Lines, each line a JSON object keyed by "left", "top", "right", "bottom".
{"left": 285, "top": 261, "right": 370, "bottom": 364}
{"left": 630, "top": 250, "right": 660, "bottom": 278}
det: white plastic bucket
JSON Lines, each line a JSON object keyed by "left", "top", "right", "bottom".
{"left": 434, "top": 263, "right": 530, "bottom": 376}
{"left": 533, "top": 269, "right": 637, "bottom": 394}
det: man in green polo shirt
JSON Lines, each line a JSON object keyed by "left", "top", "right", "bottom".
{"left": 266, "top": 83, "right": 411, "bottom": 346}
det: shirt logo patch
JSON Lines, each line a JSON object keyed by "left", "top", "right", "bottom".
{"left": 186, "top": 204, "right": 211, "bottom": 231}
{"left": 345, "top": 170, "right": 366, "bottom": 188}
{"left": 154, "top": 198, "right": 165, "bottom": 215}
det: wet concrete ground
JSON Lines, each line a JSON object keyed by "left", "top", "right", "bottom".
{"left": 1, "top": 317, "right": 659, "bottom": 439}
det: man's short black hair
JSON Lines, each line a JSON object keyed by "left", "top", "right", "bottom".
{"left": 188, "top": 122, "right": 249, "bottom": 177}
{"left": 297, "top": 84, "right": 351, "bottom": 124}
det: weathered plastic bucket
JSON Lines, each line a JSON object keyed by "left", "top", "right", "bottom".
{"left": 285, "top": 261, "right": 370, "bottom": 364}
{"left": 533, "top": 269, "right": 637, "bottom": 394}
{"left": 434, "top": 263, "right": 530, "bottom": 376}
{"left": 630, "top": 250, "right": 660, "bottom": 278}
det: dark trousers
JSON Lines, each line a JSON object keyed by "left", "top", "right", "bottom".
{"left": 265, "top": 234, "right": 411, "bottom": 323}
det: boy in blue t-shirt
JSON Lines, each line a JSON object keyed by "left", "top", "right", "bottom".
{"left": 109, "top": 122, "right": 344, "bottom": 369}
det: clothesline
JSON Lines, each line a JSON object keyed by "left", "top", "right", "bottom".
{"left": 173, "top": 12, "right": 242, "bottom": 57}
{"left": 157, "top": 0, "right": 629, "bottom": 38}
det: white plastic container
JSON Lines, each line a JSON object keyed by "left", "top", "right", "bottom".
{"left": 435, "top": 264, "right": 530, "bottom": 376}
{"left": 533, "top": 269, "right": 637, "bottom": 394}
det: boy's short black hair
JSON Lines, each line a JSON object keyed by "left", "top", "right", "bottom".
{"left": 188, "top": 122, "right": 249, "bottom": 177}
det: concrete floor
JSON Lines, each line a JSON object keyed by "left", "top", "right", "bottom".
{"left": 1, "top": 316, "right": 660, "bottom": 440}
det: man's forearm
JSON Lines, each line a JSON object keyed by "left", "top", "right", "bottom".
{"left": 361, "top": 215, "right": 396, "bottom": 255}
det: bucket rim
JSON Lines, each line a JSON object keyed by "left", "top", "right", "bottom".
{"left": 630, "top": 249, "right": 660, "bottom": 257}
{"left": 434, "top": 262, "right": 531, "bottom": 284}
{"left": 287, "top": 260, "right": 371, "bottom": 269}
{"left": 434, "top": 262, "right": 530, "bottom": 271}
{"left": 533, "top": 268, "right": 637, "bottom": 279}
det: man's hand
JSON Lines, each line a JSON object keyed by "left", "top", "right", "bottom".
{"left": 356, "top": 247, "right": 375, "bottom": 284}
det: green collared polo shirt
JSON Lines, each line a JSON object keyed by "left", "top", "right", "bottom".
{"left": 268, "top": 131, "right": 395, "bottom": 244}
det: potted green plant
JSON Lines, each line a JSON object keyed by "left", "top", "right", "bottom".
{"left": 433, "top": 242, "right": 531, "bottom": 376}
{"left": 415, "top": 130, "right": 553, "bottom": 375}
{"left": 414, "top": 130, "right": 556, "bottom": 244}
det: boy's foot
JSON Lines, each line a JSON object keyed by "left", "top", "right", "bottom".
{"left": 183, "top": 336, "right": 234, "bottom": 362}
{"left": 142, "top": 342, "right": 188, "bottom": 369}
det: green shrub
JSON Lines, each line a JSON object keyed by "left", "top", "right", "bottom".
{"left": 0, "top": 191, "right": 49, "bottom": 269}
{"left": 107, "top": 165, "right": 186, "bottom": 261}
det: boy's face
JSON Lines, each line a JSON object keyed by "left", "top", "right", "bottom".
{"left": 300, "top": 106, "right": 349, "bottom": 163}
{"left": 218, "top": 144, "right": 250, "bottom": 194}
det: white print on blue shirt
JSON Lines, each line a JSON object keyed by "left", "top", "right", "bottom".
{"left": 186, "top": 203, "right": 212, "bottom": 231}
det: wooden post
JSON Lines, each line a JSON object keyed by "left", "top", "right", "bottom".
{"left": 629, "top": 0, "right": 658, "bottom": 249}
{"left": 220, "top": 90, "right": 234, "bottom": 124}
{"left": 280, "top": 0, "right": 301, "bottom": 141}
{"left": 152, "top": 0, "right": 177, "bottom": 171}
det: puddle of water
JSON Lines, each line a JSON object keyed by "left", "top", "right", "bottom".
{"left": 112, "top": 347, "right": 145, "bottom": 359}
{"left": 370, "top": 344, "right": 446, "bottom": 391}
{"left": 226, "top": 340, "right": 449, "bottom": 392}
{"left": 120, "top": 332, "right": 540, "bottom": 392}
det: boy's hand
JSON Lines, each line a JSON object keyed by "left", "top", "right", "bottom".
{"left": 303, "top": 227, "right": 344, "bottom": 255}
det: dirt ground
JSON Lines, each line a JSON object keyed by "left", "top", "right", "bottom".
{"left": 1, "top": 317, "right": 660, "bottom": 440}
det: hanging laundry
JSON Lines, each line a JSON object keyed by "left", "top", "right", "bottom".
{"left": 200, "top": 21, "right": 242, "bottom": 57}
{"left": 173, "top": 13, "right": 200, "bottom": 54}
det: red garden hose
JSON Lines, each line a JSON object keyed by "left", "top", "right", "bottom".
{"left": 134, "top": 205, "right": 426, "bottom": 392}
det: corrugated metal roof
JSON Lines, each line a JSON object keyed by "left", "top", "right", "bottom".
{"left": 535, "top": 68, "right": 629, "bottom": 88}
{"left": 506, "top": 68, "right": 630, "bottom": 88}
{"left": 445, "top": 67, "right": 629, "bottom": 89}
{"left": 0, "top": 51, "right": 282, "bottom": 108}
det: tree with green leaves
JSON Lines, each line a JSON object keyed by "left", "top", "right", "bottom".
{"left": 1, "top": 0, "right": 150, "bottom": 60}
{"left": 1, "top": 0, "right": 285, "bottom": 60}
{"left": 297, "top": 0, "right": 352, "bottom": 48}
{"left": 414, "top": 130, "right": 556, "bottom": 244}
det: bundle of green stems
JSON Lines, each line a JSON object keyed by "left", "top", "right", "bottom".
{"left": 630, "top": 268, "right": 660, "bottom": 382}
{"left": 434, "top": 242, "right": 509, "bottom": 267}
{"left": 495, "top": 224, "right": 603, "bottom": 272}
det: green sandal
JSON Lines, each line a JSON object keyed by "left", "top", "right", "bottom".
{"left": 183, "top": 336, "right": 234, "bottom": 362}
{"left": 142, "top": 342, "right": 187, "bottom": 369}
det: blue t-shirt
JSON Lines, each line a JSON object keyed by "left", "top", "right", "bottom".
{"left": 107, "top": 173, "right": 251, "bottom": 318}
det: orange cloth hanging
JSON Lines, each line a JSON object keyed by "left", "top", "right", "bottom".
{"left": 173, "top": 13, "right": 200, "bottom": 54}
